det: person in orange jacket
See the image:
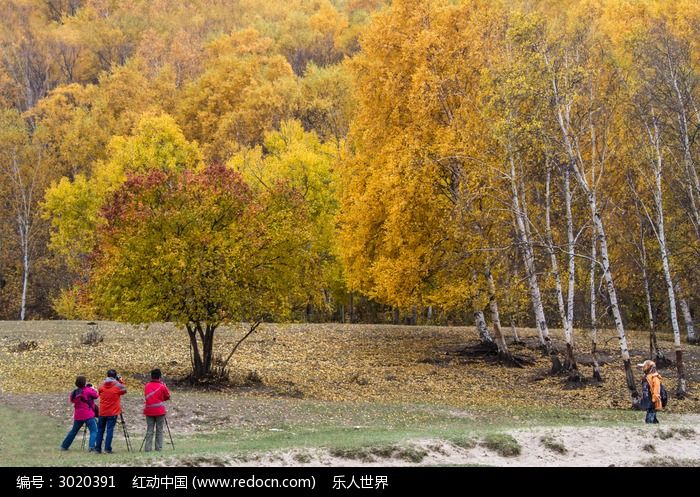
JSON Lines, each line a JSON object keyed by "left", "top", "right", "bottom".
{"left": 143, "top": 368, "right": 171, "bottom": 452}
{"left": 639, "top": 360, "right": 662, "bottom": 424}
{"left": 95, "top": 369, "right": 127, "bottom": 453}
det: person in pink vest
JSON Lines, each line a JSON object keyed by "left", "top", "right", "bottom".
{"left": 143, "top": 368, "right": 171, "bottom": 451}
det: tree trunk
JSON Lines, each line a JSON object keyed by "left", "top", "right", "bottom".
{"left": 548, "top": 60, "right": 637, "bottom": 403}
{"left": 186, "top": 322, "right": 217, "bottom": 381}
{"left": 652, "top": 161, "right": 687, "bottom": 397}
{"left": 392, "top": 307, "right": 399, "bottom": 325}
{"left": 590, "top": 195, "right": 638, "bottom": 403}
{"left": 20, "top": 236, "right": 29, "bottom": 321}
{"left": 670, "top": 68, "right": 700, "bottom": 241}
{"left": 678, "top": 297, "right": 697, "bottom": 344}
{"left": 564, "top": 168, "right": 576, "bottom": 348}
{"left": 349, "top": 293, "right": 354, "bottom": 323}
{"left": 305, "top": 302, "right": 313, "bottom": 323}
{"left": 186, "top": 324, "right": 204, "bottom": 379}
{"left": 635, "top": 198, "right": 666, "bottom": 365}
{"left": 642, "top": 259, "right": 659, "bottom": 359}
{"left": 221, "top": 321, "right": 262, "bottom": 372}
{"left": 410, "top": 306, "right": 417, "bottom": 325}
{"left": 545, "top": 168, "right": 578, "bottom": 373}
{"left": 203, "top": 323, "right": 215, "bottom": 375}
{"left": 474, "top": 310, "right": 494, "bottom": 346}
{"left": 590, "top": 234, "right": 602, "bottom": 381}
{"left": 676, "top": 282, "right": 698, "bottom": 344}
{"left": 485, "top": 266, "right": 513, "bottom": 360}
{"left": 427, "top": 305, "right": 433, "bottom": 323}
{"left": 510, "top": 317, "right": 521, "bottom": 344}
{"left": 510, "top": 157, "right": 556, "bottom": 363}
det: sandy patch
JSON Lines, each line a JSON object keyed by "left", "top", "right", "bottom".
{"left": 153, "top": 415, "right": 700, "bottom": 467}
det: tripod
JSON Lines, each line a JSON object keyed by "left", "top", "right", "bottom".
{"left": 81, "top": 414, "right": 133, "bottom": 452}
{"left": 139, "top": 415, "right": 175, "bottom": 451}
{"left": 119, "top": 413, "right": 133, "bottom": 452}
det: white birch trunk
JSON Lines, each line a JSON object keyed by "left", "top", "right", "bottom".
{"left": 632, "top": 176, "right": 664, "bottom": 363}
{"left": 546, "top": 62, "right": 637, "bottom": 401}
{"left": 545, "top": 169, "right": 576, "bottom": 371}
{"left": 653, "top": 172, "right": 687, "bottom": 395}
{"left": 485, "top": 266, "right": 511, "bottom": 358}
{"left": 564, "top": 168, "right": 576, "bottom": 342}
{"left": 641, "top": 255, "right": 662, "bottom": 361}
{"left": 510, "top": 318, "right": 520, "bottom": 343}
{"left": 678, "top": 297, "right": 697, "bottom": 344}
{"left": 646, "top": 114, "right": 687, "bottom": 396}
{"left": 589, "top": 233, "right": 602, "bottom": 381}
{"left": 20, "top": 227, "right": 29, "bottom": 321}
{"left": 4, "top": 156, "right": 34, "bottom": 321}
{"left": 589, "top": 195, "right": 632, "bottom": 362}
{"left": 669, "top": 65, "right": 700, "bottom": 239}
{"left": 474, "top": 310, "right": 494, "bottom": 346}
{"left": 675, "top": 282, "right": 697, "bottom": 344}
{"left": 510, "top": 157, "right": 551, "bottom": 348}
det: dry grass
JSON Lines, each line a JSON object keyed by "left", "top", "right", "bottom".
{"left": 0, "top": 321, "right": 699, "bottom": 413}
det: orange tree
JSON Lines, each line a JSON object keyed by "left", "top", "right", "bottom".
{"left": 83, "top": 164, "right": 316, "bottom": 381}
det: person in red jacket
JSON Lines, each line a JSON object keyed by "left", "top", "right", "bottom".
{"left": 143, "top": 368, "right": 171, "bottom": 452}
{"left": 96, "top": 369, "right": 127, "bottom": 454}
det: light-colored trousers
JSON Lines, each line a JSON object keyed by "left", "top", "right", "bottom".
{"left": 145, "top": 415, "right": 165, "bottom": 451}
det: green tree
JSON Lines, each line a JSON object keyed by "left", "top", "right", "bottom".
{"left": 85, "top": 164, "right": 316, "bottom": 380}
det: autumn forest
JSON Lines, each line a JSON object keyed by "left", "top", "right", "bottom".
{"left": 1, "top": 0, "right": 699, "bottom": 395}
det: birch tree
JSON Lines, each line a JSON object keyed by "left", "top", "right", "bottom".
{"left": 538, "top": 11, "right": 639, "bottom": 401}
{"left": 622, "top": 17, "right": 691, "bottom": 397}
{"left": 544, "top": 166, "right": 579, "bottom": 374}
{"left": 0, "top": 109, "right": 45, "bottom": 320}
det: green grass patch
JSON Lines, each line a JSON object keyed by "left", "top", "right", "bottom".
{"left": 292, "top": 452, "right": 312, "bottom": 464}
{"left": 328, "top": 444, "right": 427, "bottom": 463}
{"left": 329, "top": 446, "right": 375, "bottom": 462}
{"left": 482, "top": 433, "right": 521, "bottom": 457}
{"left": 0, "top": 395, "right": 661, "bottom": 467}
{"left": 449, "top": 436, "right": 477, "bottom": 450}
{"left": 392, "top": 446, "right": 428, "bottom": 463}
{"left": 540, "top": 435, "right": 567, "bottom": 454}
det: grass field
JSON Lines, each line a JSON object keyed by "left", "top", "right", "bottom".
{"left": 1, "top": 321, "right": 699, "bottom": 466}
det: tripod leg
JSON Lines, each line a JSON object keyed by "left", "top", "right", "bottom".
{"left": 139, "top": 424, "right": 146, "bottom": 453}
{"left": 164, "top": 416, "right": 174, "bottom": 449}
{"left": 81, "top": 424, "right": 87, "bottom": 450}
{"left": 125, "top": 426, "right": 132, "bottom": 452}
{"left": 120, "top": 414, "right": 132, "bottom": 452}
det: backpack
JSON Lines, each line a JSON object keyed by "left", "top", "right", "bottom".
{"left": 660, "top": 383, "right": 668, "bottom": 408}
{"left": 643, "top": 376, "right": 668, "bottom": 408}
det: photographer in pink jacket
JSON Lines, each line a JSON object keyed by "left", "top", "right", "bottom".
{"left": 60, "top": 375, "right": 99, "bottom": 451}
